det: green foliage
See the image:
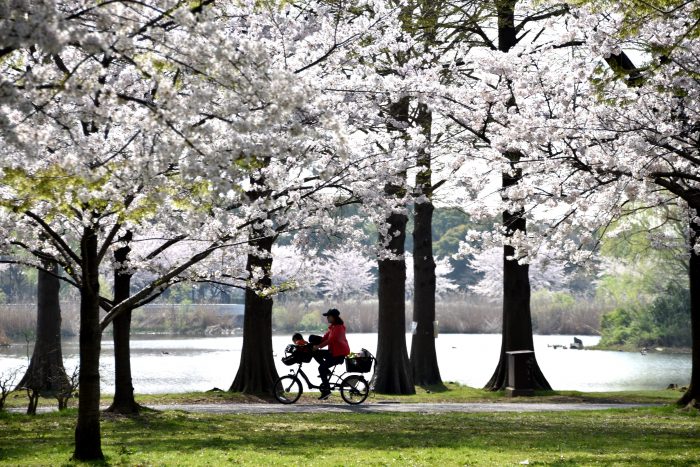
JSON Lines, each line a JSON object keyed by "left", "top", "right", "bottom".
{"left": 0, "top": 166, "right": 109, "bottom": 218}
{"left": 0, "top": 162, "right": 219, "bottom": 232}
{"left": 600, "top": 306, "right": 651, "bottom": 348}
{"left": 161, "top": 283, "right": 195, "bottom": 305}
{"left": 98, "top": 275, "right": 112, "bottom": 301}
{"left": 599, "top": 281, "right": 690, "bottom": 348}
{"left": 567, "top": 0, "right": 700, "bottom": 40}
{"left": 430, "top": 208, "right": 487, "bottom": 287}
{"left": 273, "top": 306, "right": 324, "bottom": 333}
{"left": 595, "top": 269, "right": 657, "bottom": 305}
{"left": 271, "top": 305, "right": 289, "bottom": 331}
{"left": 432, "top": 208, "right": 472, "bottom": 238}
{"left": 596, "top": 207, "right": 690, "bottom": 347}
{"left": 433, "top": 224, "right": 470, "bottom": 258}
{"left": 648, "top": 282, "right": 691, "bottom": 347}
{"left": 599, "top": 207, "right": 687, "bottom": 280}
{"left": 299, "top": 311, "right": 323, "bottom": 331}
{"left": 532, "top": 289, "right": 576, "bottom": 309}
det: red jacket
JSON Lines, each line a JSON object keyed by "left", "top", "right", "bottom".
{"left": 320, "top": 324, "right": 350, "bottom": 357}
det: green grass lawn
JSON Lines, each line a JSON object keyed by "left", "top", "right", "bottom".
{"left": 1, "top": 382, "right": 681, "bottom": 410}
{"left": 0, "top": 405, "right": 698, "bottom": 466}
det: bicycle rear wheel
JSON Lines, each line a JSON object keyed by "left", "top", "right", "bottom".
{"left": 274, "top": 376, "right": 302, "bottom": 404}
{"left": 340, "top": 375, "right": 369, "bottom": 404}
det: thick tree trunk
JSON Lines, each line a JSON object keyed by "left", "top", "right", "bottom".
{"left": 679, "top": 213, "right": 700, "bottom": 407}
{"left": 483, "top": 230, "right": 551, "bottom": 390}
{"left": 73, "top": 227, "right": 104, "bottom": 461}
{"left": 17, "top": 260, "right": 69, "bottom": 414}
{"left": 229, "top": 169, "right": 278, "bottom": 394}
{"left": 484, "top": 0, "right": 551, "bottom": 391}
{"left": 229, "top": 170, "right": 278, "bottom": 395}
{"left": 410, "top": 104, "right": 442, "bottom": 387}
{"left": 374, "top": 97, "right": 415, "bottom": 395}
{"left": 376, "top": 208, "right": 415, "bottom": 394}
{"left": 229, "top": 234, "right": 278, "bottom": 394}
{"left": 106, "top": 233, "right": 139, "bottom": 414}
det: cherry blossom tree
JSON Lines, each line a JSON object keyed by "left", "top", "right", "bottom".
{"left": 226, "top": 0, "right": 418, "bottom": 395}
{"left": 516, "top": 0, "right": 700, "bottom": 406}
{"left": 405, "top": 254, "right": 458, "bottom": 299}
{"left": 451, "top": 0, "right": 700, "bottom": 402}
{"left": 0, "top": 0, "right": 364, "bottom": 458}
{"left": 272, "top": 245, "right": 318, "bottom": 297}
{"left": 315, "top": 248, "right": 376, "bottom": 301}
{"left": 440, "top": 0, "right": 577, "bottom": 391}
{"left": 468, "top": 247, "right": 567, "bottom": 298}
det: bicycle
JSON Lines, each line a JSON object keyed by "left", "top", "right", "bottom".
{"left": 273, "top": 345, "right": 374, "bottom": 405}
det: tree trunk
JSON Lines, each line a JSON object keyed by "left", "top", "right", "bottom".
{"left": 229, "top": 234, "right": 278, "bottom": 394}
{"left": 374, "top": 97, "right": 415, "bottom": 395}
{"left": 106, "top": 232, "right": 139, "bottom": 414}
{"left": 483, "top": 224, "right": 551, "bottom": 390}
{"left": 73, "top": 227, "right": 104, "bottom": 461}
{"left": 376, "top": 207, "right": 415, "bottom": 394}
{"left": 484, "top": 0, "right": 551, "bottom": 391}
{"left": 410, "top": 104, "right": 443, "bottom": 387}
{"left": 17, "top": 260, "right": 69, "bottom": 414}
{"left": 230, "top": 170, "right": 278, "bottom": 395}
{"left": 679, "top": 212, "right": 700, "bottom": 407}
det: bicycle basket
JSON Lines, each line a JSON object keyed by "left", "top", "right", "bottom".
{"left": 345, "top": 355, "right": 373, "bottom": 373}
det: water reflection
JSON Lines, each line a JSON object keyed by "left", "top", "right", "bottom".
{"left": 0, "top": 333, "right": 690, "bottom": 394}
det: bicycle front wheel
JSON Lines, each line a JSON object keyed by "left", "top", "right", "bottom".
{"left": 340, "top": 375, "right": 369, "bottom": 405}
{"left": 274, "top": 376, "right": 302, "bottom": 404}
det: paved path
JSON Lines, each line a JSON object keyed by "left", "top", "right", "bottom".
{"left": 148, "top": 402, "right": 656, "bottom": 414}
{"left": 11, "top": 401, "right": 657, "bottom": 415}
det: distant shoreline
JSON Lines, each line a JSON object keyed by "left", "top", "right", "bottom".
{"left": 589, "top": 344, "right": 691, "bottom": 354}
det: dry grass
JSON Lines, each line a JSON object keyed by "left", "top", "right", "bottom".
{"left": 273, "top": 294, "right": 606, "bottom": 335}
{"left": 0, "top": 303, "right": 79, "bottom": 340}
{"left": 0, "top": 293, "right": 608, "bottom": 340}
{"left": 129, "top": 305, "right": 235, "bottom": 335}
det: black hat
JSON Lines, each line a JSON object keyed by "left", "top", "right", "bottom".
{"left": 323, "top": 308, "right": 340, "bottom": 317}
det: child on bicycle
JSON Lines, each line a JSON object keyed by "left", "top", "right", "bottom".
{"left": 312, "top": 309, "right": 350, "bottom": 400}
{"left": 291, "top": 332, "right": 313, "bottom": 357}
{"left": 292, "top": 332, "right": 308, "bottom": 346}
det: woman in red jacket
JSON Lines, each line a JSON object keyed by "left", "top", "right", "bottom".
{"left": 313, "top": 308, "right": 350, "bottom": 399}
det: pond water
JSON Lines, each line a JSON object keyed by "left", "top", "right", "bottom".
{"left": 0, "top": 333, "right": 691, "bottom": 394}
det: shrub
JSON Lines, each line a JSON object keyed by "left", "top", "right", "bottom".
{"left": 598, "top": 281, "right": 690, "bottom": 348}
{"left": 299, "top": 312, "right": 323, "bottom": 331}
{"left": 648, "top": 282, "right": 691, "bottom": 347}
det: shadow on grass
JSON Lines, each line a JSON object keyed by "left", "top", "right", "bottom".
{"left": 1, "top": 407, "right": 698, "bottom": 465}
{"left": 113, "top": 409, "right": 699, "bottom": 464}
